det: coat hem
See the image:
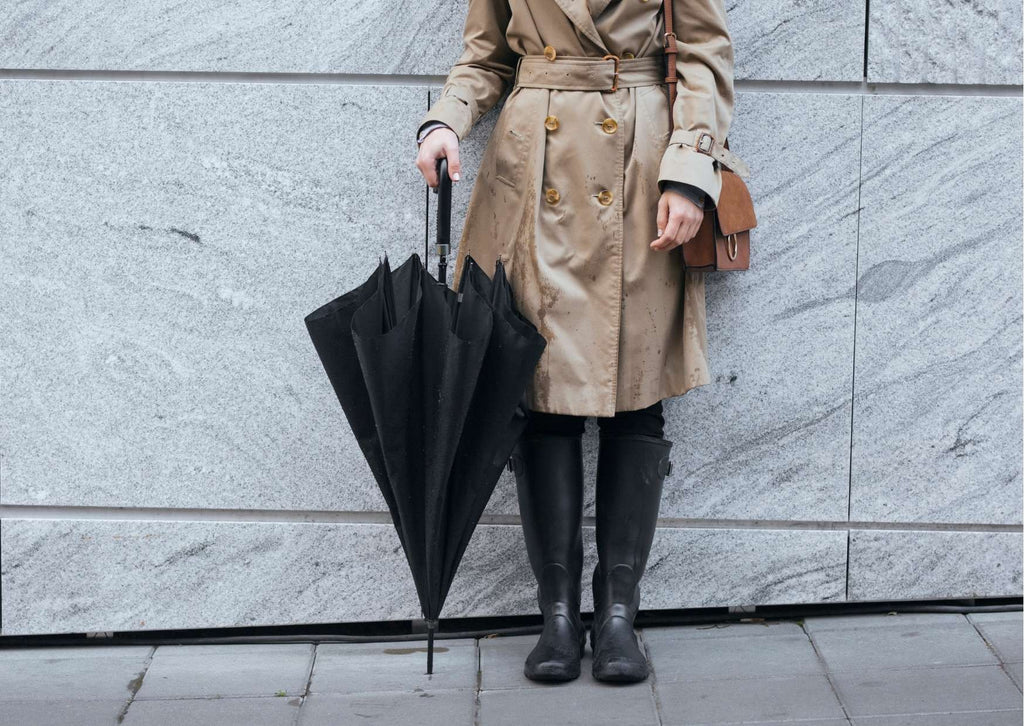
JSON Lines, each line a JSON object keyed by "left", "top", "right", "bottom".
{"left": 525, "top": 372, "right": 713, "bottom": 417}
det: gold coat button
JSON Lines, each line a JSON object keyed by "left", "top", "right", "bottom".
{"left": 544, "top": 115, "right": 559, "bottom": 131}
{"left": 543, "top": 45, "right": 557, "bottom": 61}
{"left": 601, "top": 118, "right": 618, "bottom": 134}
{"left": 545, "top": 188, "right": 561, "bottom": 204}
{"left": 597, "top": 189, "right": 613, "bottom": 206}
{"left": 622, "top": 51, "right": 635, "bottom": 59}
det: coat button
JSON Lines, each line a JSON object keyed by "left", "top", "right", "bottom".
{"left": 546, "top": 188, "right": 561, "bottom": 204}
{"left": 601, "top": 118, "right": 618, "bottom": 134}
{"left": 544, "top": 115, "right": 559, "bottom": 131}
{"left": 597, "top": 189, "right": 613, "bottom": 205}
{"left": 543, "top": 45, "right": 557, "bottom": 61}
{"left": 622, "top": 51, "right": 635, "bottom": 59}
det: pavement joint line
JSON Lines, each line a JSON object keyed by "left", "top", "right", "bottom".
{"left": 800, "top": 619, "right": 853, "bottom": 722}
{"left": 116, "top": 644, "right": 156, "bottom": 724}
{"left": 851, "top": 707, "right": 1024, "bottom": 719}
{"left": 638, "top": 629, "right": 666, "bottom": 726}
{"left": 965, "top": 616, "right": 1024, "bottom": 695}
{"left": 294, "top": 642, "right": 318, "bottom": 718}
{"left": 649, "top": 662, "right": 1020, "bottom": 682}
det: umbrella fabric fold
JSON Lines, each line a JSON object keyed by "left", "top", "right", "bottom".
{"left": 304, "top": 165, "right": 546, "bottom": 673}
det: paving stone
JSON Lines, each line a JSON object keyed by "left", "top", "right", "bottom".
{"left": 135, "top": 644, "right": 312, "bottom": 699}
{"left": 298, "top": 690, "right": 473, "bottom": 726}
{"left": 0, "top": 699, "right": 128, "bottom": 726}
{"left": 831, "top": 664, "right": 1022, "bottom": 717}
{"left": 0, "top": 646, "right": 151, "bottom": 702}
{"left": 809, "top": 618, "right": 1000, "bottom": 672}
{"left": 802, "top": 613, "right": 969, "bottom": 634}
{"left": 641, "top": 620, "right": 807, "bottom": 641}
{"left": 714, "top": 722, "right": 851, "bottom": 726}
{"left": 646, "top": 631, "right": 824, "bottom": 682}
{"left": 479, "top": 682, "right": 658, "bottom": 726}
{"left": 309, "top": 640, "right": 477, "bottom": 695}
{"left": 123, "top": 696, "right": 299, "bottom": 725}
{"left": 968, "top": 612, "right": 1024, "bottom": 624}
{"left": 968, "top": 615, "right": 1024, "bottom": 663}
{"left": 709, "top": 722, "right": 850, "bottom": 726}
{"left": 656, "top": 674, "right": 846, "bottom": 724}
{"left": 852, "top": 712, "right": 1023, "bottom": 726}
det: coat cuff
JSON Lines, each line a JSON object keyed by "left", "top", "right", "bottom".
{"left": 417, "top": 120, "right": 451, "bottom": 144}
{"left": 660, "top": 180, "right": 705, "bottom": 207}
{"left": 657, "top": 139, "right": 721, "bottom": 210}
{"left": 417, "top": 85, "right": 479, "bottom": 142}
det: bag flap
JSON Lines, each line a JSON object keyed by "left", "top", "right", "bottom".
{"left": 716, "top": 170, "right": 757, "bottom": 235}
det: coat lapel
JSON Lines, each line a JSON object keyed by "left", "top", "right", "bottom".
{"left": 553, "top": 0, "right": 609, "bottom": 52}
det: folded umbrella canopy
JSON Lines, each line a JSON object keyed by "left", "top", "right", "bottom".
{"left": 304, "top": 158, "right": 546, "bottom": 673}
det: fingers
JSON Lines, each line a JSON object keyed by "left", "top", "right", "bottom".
{"left": 651, "top": 194, "right": 703, "bottom": 251}
{"left": 415, "top": 128, "right": 461, "bottom": 188}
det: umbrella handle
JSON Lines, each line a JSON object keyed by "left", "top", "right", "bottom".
{"left": 431, "top": 157, "right": 452, "bottom": 285}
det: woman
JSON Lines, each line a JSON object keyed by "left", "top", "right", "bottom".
{"left": 414, "top": 0, "right": 740, "bottom": 683}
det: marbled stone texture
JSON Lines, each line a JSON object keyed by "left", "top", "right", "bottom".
{"left": 661, "top": 92, "right": 862, "bottom": 523}
{"left": 868, "top": 0, "right": 1024, "bottom": 84}
{"left": 0, "top": 79, "right": 426, "bottom": 513}
{"left": 0, "top": 0, "right": 866, "bottom": 82}
{"left": 848, "top": 529, "right": 1023, "bottom": 601}
{"left": 1, "top": 517, "right": 846, "bottom": 635}
{"left": 851, "top": 95, "right": 1023, "bottom": 525}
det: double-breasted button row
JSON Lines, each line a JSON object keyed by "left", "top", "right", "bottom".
{"left": 544, "top": 115, "right": 615, "bottom": 134}
{"left": 545, "top": 188, "right": 613, "bottom": 205}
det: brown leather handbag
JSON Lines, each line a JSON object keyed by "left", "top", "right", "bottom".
{"left": 662, "top": 0, "right": 756, "bottom": 271}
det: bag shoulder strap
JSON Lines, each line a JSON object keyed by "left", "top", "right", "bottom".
{"left": 662, "top": 1, "right": 730, "bottom": 152}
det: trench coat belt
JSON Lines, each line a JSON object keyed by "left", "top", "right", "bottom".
{"left": 512, "top": 53, "right": 750, "bottom": 178}
{"left": 513, "top": 53, "right": 665, "bottom": 91}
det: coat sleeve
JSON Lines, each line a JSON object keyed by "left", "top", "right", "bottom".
{"left": 417, "top": 0, "right": 518, "bottom": 142}
{"left": 656, "top": 0, "right": 736, "bottom": 210}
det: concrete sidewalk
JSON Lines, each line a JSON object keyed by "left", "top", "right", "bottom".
{"left": 1, "top": 611, "right": 1020, "bottom": 725}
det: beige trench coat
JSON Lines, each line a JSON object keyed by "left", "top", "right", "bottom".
{"left": 418, "top": 0, "right": 738, "bottom": 417}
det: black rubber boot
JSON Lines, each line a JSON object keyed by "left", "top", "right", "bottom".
{"left": 508, "top": 432, "right": 586, "bottom": 682}
{"left": 589, "top": 432, "right": 673, "bottom": 683}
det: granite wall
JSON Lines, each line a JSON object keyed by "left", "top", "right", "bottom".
{"left": 1, "top": 1, "right": 1021, "bottom": 636}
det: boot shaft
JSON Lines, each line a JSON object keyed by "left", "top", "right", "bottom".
{"left": 591, "top": 433, "right": 674, "bottom": 627}
{"left": 508, "top": 433, "right": 585, "bottom": 612}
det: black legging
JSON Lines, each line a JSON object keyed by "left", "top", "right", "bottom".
{"left": 522, "top": 399, "right": 665, "bottom": 439}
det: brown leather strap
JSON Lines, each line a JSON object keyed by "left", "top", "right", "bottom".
{"left": 663, "top": 0, "right": 677, "bottom": 114}
{"left": 663, "top": 1, "right": 730, "bottom": 151}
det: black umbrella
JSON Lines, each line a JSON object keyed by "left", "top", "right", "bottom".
{"left": 304, "top": 157, "right": 546, "bottom": 673}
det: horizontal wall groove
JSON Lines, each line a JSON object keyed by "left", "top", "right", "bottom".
{"left": 0, "top": 69, "right": 1020, "bottom": 97}
{"left": 1, "top": 505, "right": 1019, "bottom": 533}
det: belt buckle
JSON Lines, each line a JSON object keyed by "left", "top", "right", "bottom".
{"left": 696, "top": 131, "right": 715, "bottom": 154}
{"left": 602, "top": 53, "right": 620, "bottom": 92}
